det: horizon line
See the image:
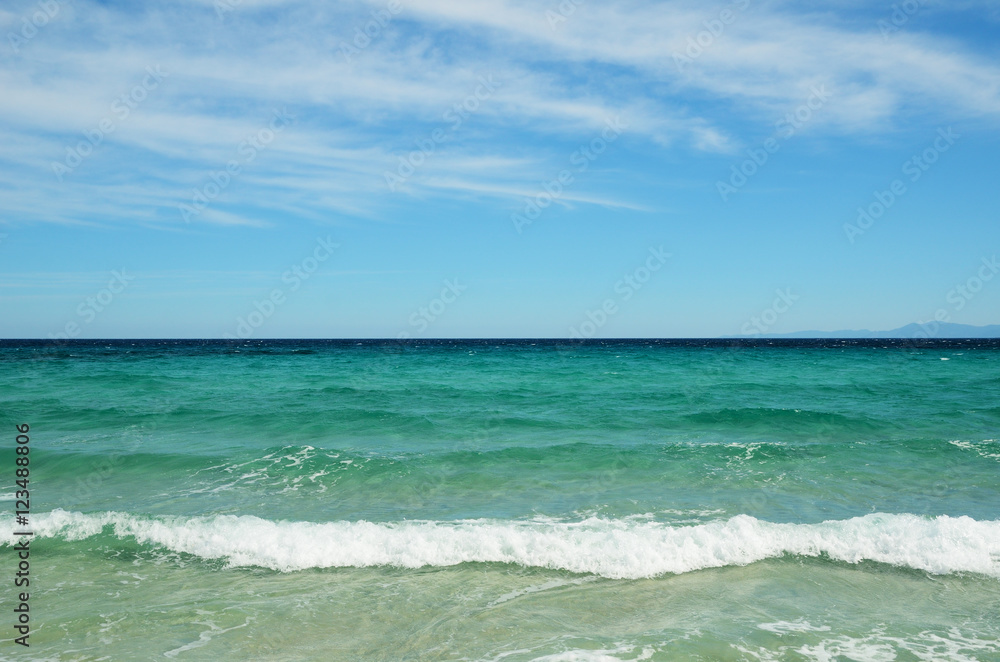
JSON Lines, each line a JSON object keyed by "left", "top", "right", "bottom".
{"left": 2, "top": 337, "right": 998, "bottom": 342}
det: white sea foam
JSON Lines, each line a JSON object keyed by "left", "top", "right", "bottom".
{"left": 739, "top": 626, "right": 1000, "bottom": 662}
{"left": 488, "top": 576, "right": 597, "bottom": 607}
{"left": 529, "top": 646, "right": 654, "bottom": 662}
{"left": 480, "top": 643, "right": 654, "bottom": 662}
{"left": 163, "top": 616, "right": 252, "bottom": 658}
{"left": 758, "top": 620, "right": 832, "bottom": 635}
{"left": 8, "top": 511, "right": 1000, "bottom": 579}
{"left": 949, "top": 439, "right": 1000, "bottom": 460}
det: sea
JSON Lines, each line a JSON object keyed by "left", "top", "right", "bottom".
{"left": 2, "top": 339, "right": 999, "bottom": 661}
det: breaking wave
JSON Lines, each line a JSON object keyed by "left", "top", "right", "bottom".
{"left": 9, "top": 510, "right": 1000, "bottom": 579}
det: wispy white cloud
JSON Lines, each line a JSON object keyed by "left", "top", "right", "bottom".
{"left": 421, "top": 177, "right": 652, "bottom": 211}
{"left": 1, "top": 0, "right": 998, "bottom": 229}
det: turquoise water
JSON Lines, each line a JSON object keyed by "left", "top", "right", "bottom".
{"left": 2, "top": 339, "right": 999, "bottom": 660}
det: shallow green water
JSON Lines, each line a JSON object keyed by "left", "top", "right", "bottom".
{"left": 2, "top": 340, "right": 999, "bottom": 660}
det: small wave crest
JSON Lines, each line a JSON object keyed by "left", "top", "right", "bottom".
{"left": 8, "top": 511, "right": 1000, "bottom": 579}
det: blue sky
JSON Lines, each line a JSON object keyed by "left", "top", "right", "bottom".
{"left": 1, "top": 0, "right": 999, "bottom": 338}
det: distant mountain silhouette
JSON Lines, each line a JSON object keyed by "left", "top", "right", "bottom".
{"left": 734, "top": 322, "right": 1000, "bottom": 339}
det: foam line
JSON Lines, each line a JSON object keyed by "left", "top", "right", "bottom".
{"left": 9, "top": 510, "right": 1000, "bottom": 579}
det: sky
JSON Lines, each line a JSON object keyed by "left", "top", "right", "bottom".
{"left": 1, "top": 0, "right": 999, "bottom": 339}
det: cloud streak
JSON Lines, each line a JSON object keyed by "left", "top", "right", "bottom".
{"left": 1, "top": 0, "right": 999, "bottom": 229}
